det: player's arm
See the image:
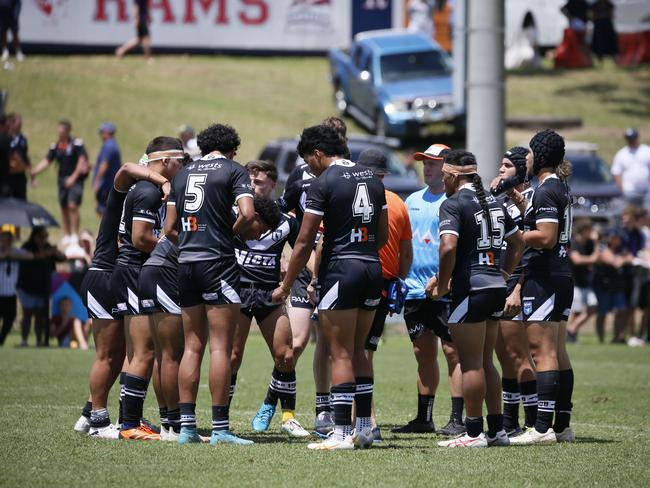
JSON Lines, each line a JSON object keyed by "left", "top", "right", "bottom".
{"left": 132, "top": 220, "right": 158, "bottom": 253}
{"left": 377, "top": 208, "right": 389, "bottom": 249}
{"left": 434, "top": 233, "right": 457, "bottom": 298}
{"left": 233, "top": 195, "right": 255, "bottom": 236}
{"left": 523, "top": 188, "right": 560, "bottom": 249}
{"left": 31, "top": 156, "right": 52, "bottom": 177}
{"left": 114, "top": 162, "right": 170, "bottom": 196}
{"left": 131, "top": 184, "right": 162, "bottom": 253}
{"left": 164, "top": 204, "right": 179, "bottom": 245}
{"left": 503, "top": 230, "right": 525, "bottom": 277}
{"left": 64, "top": 145, "right": 89, "bottom": 188}
{"left": 398, "top": 238, "right": 413, "bottom": 279}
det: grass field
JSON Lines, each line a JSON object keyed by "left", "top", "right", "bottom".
{"left": 0, "top": 331, "right": 649, "bottom": 488}
{"left": 2, "top": 56, "right": 649, "bottom": 239}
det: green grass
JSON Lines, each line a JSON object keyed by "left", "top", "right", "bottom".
{"left": 3, "top": 56, "right": 649, "bottom": 241}
{"left": 0, "top": 330, "right": 649, "bottom": 488}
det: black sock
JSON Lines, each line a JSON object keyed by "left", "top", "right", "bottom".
{"left": 520, "top": 380, "right": 537, "bottom": 428}
{"left": 354, "top": 376, "right": 373, "bottom": 419}
{"left": 168, "top": 408, "right": 181, "bottom": 433}
{"left": 82, "top": 400, "right": 92, "bottom": 419}
{"left": 159, "top": 406, "right": 169, "bottom": 430}
{"left": 122, "top": 374, "right": 148, "bottom": 430}
{"left": 265, "top": 368, "right": 296, "bottom": 410}
{"left": 486, "top": 414, "right": 504, "bottom": 438}
{"left": 179, "top": 403, "right": 196, "bottom": 429}
{"left": 212, "top": 405, "right": 229, "bottom": 432}
{"left": 535, "top": 371, "right": 559, "bottom": 433}
{"left": 417, "top": 394, "right": 435, "bottom": 423}
{"left": 502, "top": 377, "right": 520, "bottom": 430}
{"left": 330, "top": 383, "right": 355, "bottom": 428}
{"left": 118, "top": 372, "right": 127, "bottom": 425}
{"left": 229, "top": 373, "right": 237, "bottom": 406}
{"left": 465, "top": 416, "right": 483, "bottom": 438}
{"left": 451, "top": 396, "right": 464, "bottom": 422}
{"left": 553, "top": 369, "right": 574, "bottom": 432}
{"left": 316, "top": 391, "right": 331, "bottom": 415}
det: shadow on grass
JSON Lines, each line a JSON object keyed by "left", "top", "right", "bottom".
{"left": 574, "top": 436, "right": 619, "bottom": 445}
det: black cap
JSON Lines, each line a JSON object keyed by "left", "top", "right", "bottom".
{"left": 358, "top": 148, "right": 390, "bottom": 175}
{"left": 624, "top": 128, "right": 639, "bottom": 139}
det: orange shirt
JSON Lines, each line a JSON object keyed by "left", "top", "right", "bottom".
{"left": 380, "top": 190, "right": 412, "bottom": 279}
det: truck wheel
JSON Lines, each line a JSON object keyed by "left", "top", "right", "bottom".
{"left": 334, "top": 83, "right": 347, "bottom": 115}
{"left": 375, "top": 110, "right": 386, "bottom": 137}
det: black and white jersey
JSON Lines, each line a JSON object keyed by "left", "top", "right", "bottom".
{"left": 277, "top": 163, "right": 316, "bottom": 223}
{"left": 116, "top": 180, "right": 163, "bottom": 267}
{"left": 169, "top": 154, "right": 253, "bottom": 263}
{"left": 439, "top": 183, "right": 518, "bottom": 291}
{"left": 499, "top": 187, "right": 534, "bottom": 274}
{"left": 90, "top": 186, "right": 128, "bottom": 271}
{"left": 143, "top": 236, "right": 178, "bottom": 270}
{"left": 522, "top": 174, "right": 572, "bottom": 277}
{"left": 304, "top": 160, "right": 387, "bottom": 264}
{"left": 46, "top": 137, "right": 88, "bottom": 182}
{"left": 235, "top": 212, "right": 299, "bottom": 286}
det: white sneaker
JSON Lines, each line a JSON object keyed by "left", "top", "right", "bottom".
{"left": 1, "top": 49, "right": 8, "bottom": 62}
{"left": 89, "top": 424, "right": 120, "bottom": 439}
{"left": 282, "top": 418, "right": 311, "bottom": 438}
{"left": 438, "top": 433, "right": 488, "bottom": 448}
{"left": 16, "top": 50, "right": 24, "bottom": 62}
{"left": 315, "top": 411, "right": 334, "bottom": 436}
{"left": 555, "top": 427, "right": 576, "bottom": 443}
{"left": 74, "top": 415, "right": 90, "bottom": 433}
{"left": 352, "top": 427, "right": 374, "bottom": 449}
{"left": 307, "top": 434, "right": 354, "bottom": 450}
{"left": 509, "top": 427, "right": 557, "bottom": 445}
{"left": 627, "top": 337, "right": 645, "bottom": 347}
{"left": 486, "top": 429, "right": 510, "bottom": 447}
{"left": 160, "top": 425, "right": 180, "bottom": 442}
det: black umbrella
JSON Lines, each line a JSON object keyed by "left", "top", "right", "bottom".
{"left": 0, "top": 197, "right": 59, "bottom": 228}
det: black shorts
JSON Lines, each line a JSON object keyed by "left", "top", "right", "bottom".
{"left": 518, "top": 275, "right": 574, "bottom": 322}
{"left": 137, "top": 21, "right": 149, "bottom": 38}
{"left": 81, "top": 269, "right": 116, "bottom": 320}
{"left": 448, "top": 288, "right": 507, "bottom": 324}
{"left": 403, "top": 299, "right": 452, "bottom": 342}
{"left": 0, "top": 4, "right": 18, "bottom": 33}
{"left": 240, "top": 285, "right": 283, "bottom": 323}
{"left": 58, "top": 180, "right": 84, "bottom": 207}
{"left": 365, "top": 281, "right": 391, "bottom": 351}
{"left": 317, "top": 259, "right": 382, "bottom": 311}
{"left": 110, "top": 265, "right": 142, "bottom": 316}
{"left": 139, "top": 265, "right": 180, "bottom": 315}
{"left": 178, "top": 258, "right": 241, "bottom": 307}
{"left": 290, "top": 268, "right": 313, "bottom": 309}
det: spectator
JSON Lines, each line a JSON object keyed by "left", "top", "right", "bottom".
{"left": 50, "top": 296, "right": 89, "bottom": 350}
{"left": 31, "top": 120, "right": 89, "bottom": 248}
{"left": 0, "top": 114, "right": 10, "bottom": 197}
{"left": 590, "top": 0, "right": 618, "bottom": 62}
{"left": 66, "top": 229, "right": 95, "bottom": 293}
{"left": 6, "top": 112, "right": 29, "bottom": 200}
{"left": 177, "top": 124, "right": 200, "bottom": 160}
{"left": 567, "top": 219, "right": 599, "bottom": 343}
{"left": 407, "top": 0, "right": 435, "bottom": 39}
{"left": 116, "top": 0, "right": 152, "bottom": 60}
{"left": 618, "top": 206, "right": 646, "bottom": 342}
{"left": 93, "top": 122, "right": 121, "bottom": 215}
{"left": 0, "top": 0, "right": 24, "bottom": 67}
{"left": 16, "top": 226, "right": 65, "bottom": 347}
{"left": 558, "top": 0, "right": 592, "bottom": 67}
{"left": 0, "top": 224, "right": 32, "bottom": 346}
{"left": 593, "top": 228, "right": 632, "bottom": 344}
{"left": 611, "top": 128, "right": 650, "bottom": 207}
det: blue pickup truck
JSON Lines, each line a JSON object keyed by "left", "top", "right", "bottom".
{"left": 329, "top": 30, "right": 463, "bottom": 139}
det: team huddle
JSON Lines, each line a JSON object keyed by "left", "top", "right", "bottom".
{"left": 73, "top": 119, "right": 575, "bottom": 449}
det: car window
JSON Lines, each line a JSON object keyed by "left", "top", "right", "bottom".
{"left": 567, "top": 155, "right": 613, "bottom": 184}
{"left": 380, "top": 50, "right": 451, "bottom": 82}
{"left": 259, "top": 146, "right": 281, "bottom": 164}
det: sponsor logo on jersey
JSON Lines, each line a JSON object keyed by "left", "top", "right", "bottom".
{"left": 141, "top": 299, "right": 155, "bottom": 308}
{"left": 412, "top": 229, "right": 437, "bottom": 245}
{"left": 364, "top": 298, "right": 381, "bottom": 307}
{"left": 202, "top": 292, "right": 219, "bottom": 301}
{"left": 181, "top": 216, "right": 199, "bottom": 232}
{"left": 523, "top": 299, "right": 533, "bottom": 316}
{"left": 290, "top": 295, "right": 310, "bottom": 304}
{"left": 235, "top": 249, "right": 277, "bottom": 268}
{"left": 350, "top": 226, "right": 369, "bottom": 242}
{"left": 478, "top": 251, "right": 496, "bottom": 266}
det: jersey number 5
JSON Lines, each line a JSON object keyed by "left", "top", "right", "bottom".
{"left": 184, "top": 174, "right": 207, "bottom": 213}
{"left": 352, "top": 183, "right": 374, "bottom": 223}
{"left": 475, "top": 208, "right": 505, "bottom": 250}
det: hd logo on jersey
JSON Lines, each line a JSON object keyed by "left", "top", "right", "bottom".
{"left": 350, "top": 227, "right": 369, "bottom": 242}
{"left": 181, "top": 216, "right": 198, "bottom": 232}
{"left": 478, "top": 251, "right": 495, "bottom": 266}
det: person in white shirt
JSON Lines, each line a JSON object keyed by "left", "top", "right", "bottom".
{"left": 611, "top": 128, "right": 650, "bottom": 206}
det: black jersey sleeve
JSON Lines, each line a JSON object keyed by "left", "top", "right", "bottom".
{"left": 132, "top": 182, "right": 162, "bottom": 224}
{"left": 46, "top": 143, "right": 56, "bottom": 162}
{"left": 304, "top": 174, "right": 328, "bottom": 217}
{"left": 439, "top": 198, "right": 461, "bottom": 237}
{"left": 278, "top": 167, "right": 302, "bottom": 213}
{"left": 231, "top": 162, "right": 254, "bottom": 204}
{"left": 503, "top": 210, "right": 518, "bottom": 239}
{"left": 73, "top": 139, "right": 88, "bottom": 159}
{"left": 287, "top": 215, "right": 300, "bottom": 248}
{"left": 534, "top": 185, "right": 560, "bottom": 224}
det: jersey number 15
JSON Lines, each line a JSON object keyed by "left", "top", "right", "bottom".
{"left": 475, "top": 208, "right": 505, "bottom": 250}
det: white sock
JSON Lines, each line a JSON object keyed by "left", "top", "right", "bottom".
{"left": 334, "top": 424, "right": 352, "bottom": 440}
{"left": 355, "top": 417, "right": 372, "bottom": 431}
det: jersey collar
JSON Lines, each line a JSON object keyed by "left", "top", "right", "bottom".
{"left": 458, "top": 182, "right": 476, "bottom": 192}
{"left": 330, "top": 159, "right": 354, "bottom": 167}
{"left": 538, "top": 173, "right": 558, "bottom": 187}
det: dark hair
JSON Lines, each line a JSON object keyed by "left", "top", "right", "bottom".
{"left": 58, "top": 120, "right": 72, "bottom": 131}
{"left": 445, "top": 149, "right": 491, "bottom": 221}
{"left": 529, "top": 129, "right": 565, "bottom": 175}
{"left": 254, "top": 197, "right": 282, "bottom": 229}
{"left": 246, "top": 160, "right": 278, "bottom": 182}
{"left": 145, "top": 136, "right": 183, "bottom": 154}
{"left": 197, "top": 124, "right": 240, "bottom": 156}
{"left": 27, "top": 226, "right": 48, "bottom": 247}
{"left": 322, "top": 116, "right": 348, "bottom": 141}
{"left": 297, "top": 124, "right": 347, "bottom": 158}
{"left": 574, "top": 218, "right": 592, "bottom": 235}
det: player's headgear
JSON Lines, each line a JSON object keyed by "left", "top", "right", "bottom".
{"left": 529, "top": 129, "right": 565, "bottom": 176}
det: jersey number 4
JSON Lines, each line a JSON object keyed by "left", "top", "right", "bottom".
{"left": 352, "top": 183, "right": 374, "bottom": 223}
{"left": 475, "top": 208, "right": 505, "bottom": 250}
{"left": 184, "top": 174, "right": 207, "bottom": 213}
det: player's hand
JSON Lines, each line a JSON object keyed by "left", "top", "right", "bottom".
{"left": 64, "top": 175, "right": 76, "bottom": 189}
{"left": 503, "top": 290, "right": 522, "bottom": 318}
{"left": 272, "top": 283, "right": 291, "bottom": 304}
{"left": 426, "top": 276, "right": 448, "bottom": 300}
{"left": 161, "top": 181, "right": 171, "bottom": 203}
{"left": 307, "top": 281, "right": 319, "bottom": 306}
{"left": 490, "top": 176, "right": 503, "bottom": 192}
{"left": 30, "top": 175, "right": 38, "bottom": 188}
